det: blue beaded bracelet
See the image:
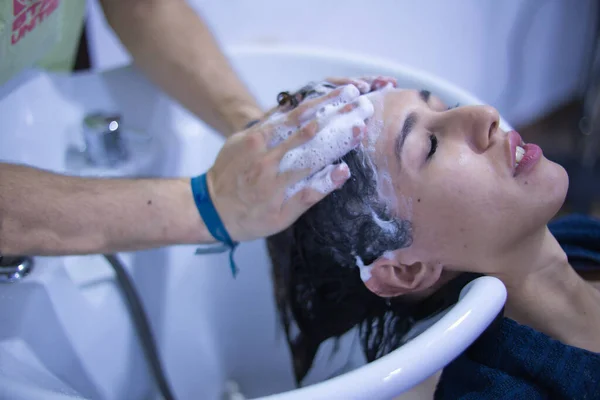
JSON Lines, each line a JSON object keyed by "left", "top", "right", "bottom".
{"left": 190, "top": 173, "right": 239, "bottom": 277}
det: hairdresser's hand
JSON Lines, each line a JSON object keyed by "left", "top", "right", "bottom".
{"left": 325, "top": 76, "right": 398, "bottom": 93}
{"left": 207, "top": 85, "right": 374, "bottom": 241}
{"left": 271, "top": 76, "right": 398, "bottom": 112}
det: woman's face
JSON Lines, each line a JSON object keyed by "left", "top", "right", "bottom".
{"left": 363, "top": 88, "right": 568, "bottom": 274}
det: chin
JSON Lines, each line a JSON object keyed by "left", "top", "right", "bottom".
{"left": 540, "top": 158, "right": 569, "bottom": 219}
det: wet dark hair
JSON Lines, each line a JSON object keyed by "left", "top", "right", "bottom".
{"left": 266, "top": 83, "right": 477, "bottom": 385}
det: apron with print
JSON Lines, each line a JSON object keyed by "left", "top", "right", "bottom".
{"left": 0, "top": 0, "right": 86, "bottom": 87}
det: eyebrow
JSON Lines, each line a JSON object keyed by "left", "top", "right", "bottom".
{"left": 393, "top": 90, "right": 430, "bottom": 165}
{"left": 394, "top": 112, "right": 417, "bottom": 164}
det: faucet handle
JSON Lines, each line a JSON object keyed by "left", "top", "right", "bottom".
{"left": 0, "top": 256, "right": 34, "bottom": 283}
{"left": 82, "top": 112, "right": 128, "bottom": 167}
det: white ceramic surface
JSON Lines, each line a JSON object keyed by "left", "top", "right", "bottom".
{"left": 258, "top": 277, "right": 505, "bottom": 400}
{"left": 87, "top": 0, "right": 598, "bottom": 128}
{"left": 0, "top": 46, "right": 508, "bottom": 399}
{"left": 0, "top": 68, "right": 174, "bottom": 400}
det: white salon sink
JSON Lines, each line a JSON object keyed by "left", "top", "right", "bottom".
{"left": 0, "top": 46, "right": 507, "bottom": 400}
{"left": 0, "top": 258, "right": 108, "bottom": 399}
{"left": 0, "top": 68, "right": 178, "bottom": 400}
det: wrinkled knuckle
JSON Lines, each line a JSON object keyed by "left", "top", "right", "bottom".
{"left": 245, "top": 132, "right": 264, "bottom": 152}
{"left": 299, "top": 188, "right": 320, "bottom": 206}
{"left": 300, "top": 123, "right": 318, "bottom": 141}
{"left": 258, "top": 156, "right": 274, "bottom": 173}
{"left": 244, "top": 162, "right": 263, "bottom": 185}
{"left": 289, "top": 106, "right": 307, "bottom": 123}
{"left": 326, "top": 87, "right": 342, "bottom": 99}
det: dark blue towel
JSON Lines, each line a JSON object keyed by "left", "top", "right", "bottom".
{"left": 435, "top": 316, "right": 600, "bottom": 399}
{"left": 434, "top": 213, "right": 600, "bottom": 399}
{"left": 549, "top": 213, "right": 600, "bottom": 271}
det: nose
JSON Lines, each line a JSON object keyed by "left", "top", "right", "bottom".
{"left": 437, "top": 105, "right": 500, "bottom": 152}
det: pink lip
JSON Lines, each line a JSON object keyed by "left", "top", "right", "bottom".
{"left": 515, "top": 143, "right": 543, "bottom": 177}
{"left": 507, "top": 130, "right": 542, "bottom": 177}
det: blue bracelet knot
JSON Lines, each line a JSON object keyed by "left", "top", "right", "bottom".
{"left": 190, "top": 173, "right": 239, "bottom": 277}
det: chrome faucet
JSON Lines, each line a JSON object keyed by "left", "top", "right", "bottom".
{"left": 0, "top": 256, "right": 34, "bottom": 283}
{"left": 65, "top": 111, "right": 156, "bottom": 176}
{"left": 82, "top": 112, "right": 129, "bottom": 167}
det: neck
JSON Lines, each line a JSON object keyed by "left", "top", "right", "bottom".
{"left": 494, "top": 227, "right": 600, "bottom": 353}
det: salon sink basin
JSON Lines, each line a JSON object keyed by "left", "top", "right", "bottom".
{"left": 0, "top": 45, "right": 509, "bottom": 399}
{"left": 0, "top": 258, "right": 104, "bottom": 399}
{"left": 0, "top": 68, "right": 178, "bottom": 399}
{"left": 0, "top": 71, "right": 76, "bottom": 171}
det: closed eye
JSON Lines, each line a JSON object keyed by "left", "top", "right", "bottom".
{"left": 427, "top": 134, "right": 438, "bottom": 160}
{"left": 426, "top": 101, "right": 454, "bottom": 160}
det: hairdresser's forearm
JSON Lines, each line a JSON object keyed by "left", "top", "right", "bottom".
{"left": 0, "top": 163, "right": 214, "bottom": 256}
{"left": 100, "top": 0, "right": 262, "bottom": 137}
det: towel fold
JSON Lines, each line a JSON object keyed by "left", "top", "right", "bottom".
{"left": 549, "top": 213, "right": 600, "bottom": 271}
{"left": 435, "top": 316, "right": 600, "bottom": 399}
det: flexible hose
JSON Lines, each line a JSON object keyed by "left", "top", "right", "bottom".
{"left": 103, "top": 254, "right": 176, "bottom": 400}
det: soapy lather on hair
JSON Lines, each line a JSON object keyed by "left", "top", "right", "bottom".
{"left": 272, "top": 85, "right": 375, "bottom": 199}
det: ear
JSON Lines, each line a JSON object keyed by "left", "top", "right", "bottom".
{"left": 363, "top": 256, "right": 443, "bottom": 297}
